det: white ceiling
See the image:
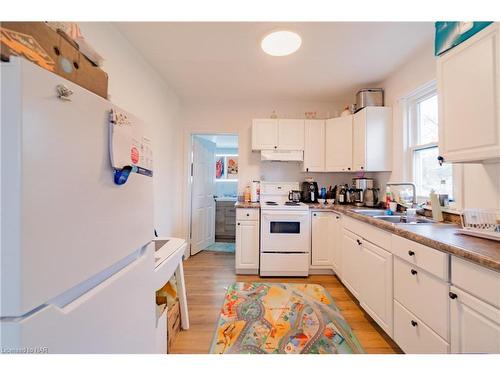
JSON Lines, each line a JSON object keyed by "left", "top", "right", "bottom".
{"left": 116, "top": 22, "right": 434, "bottom": 102}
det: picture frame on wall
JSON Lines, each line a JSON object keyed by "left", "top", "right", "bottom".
{"left": 215, "top": 156, "right": 225, "bottom": 179}
{"left": 227, "top": 156, "right": 238, "bottom": 179}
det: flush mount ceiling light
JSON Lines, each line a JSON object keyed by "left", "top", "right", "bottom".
{"left": 261, "top": 31, "right": 302, "bottom": 56}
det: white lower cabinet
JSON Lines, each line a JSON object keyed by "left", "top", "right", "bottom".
{"left": 311, "top": 212, "right": 334, "bottom": 267}
{"left": 450, "top": 285, "right": 500, "bottom": 354}
{"left": 341, "top": 229, "right": 363, "bottom": 299}
{"left": 359, "top": 240, "right": 393, "bottom": 337}
{"left": 341, "top": 228, "right": 393, "bottom": 337}
{"left": 311, "top": 211, "right": 342, "bottom": 275}
{"left": 393, "top": 257, "right": 449, "bottom": 340}
{"left": 449, "top": 256, "right": 500, "bottom": 354}
{"left": 235, "top": 209, "right": 259, "bottom": 274}
{"left": 394, "top": 300, "right": 449, "bottom": 354}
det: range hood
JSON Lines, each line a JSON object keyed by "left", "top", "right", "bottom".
{"left": 261, "top": 150, "right": 303, "bottom": 161}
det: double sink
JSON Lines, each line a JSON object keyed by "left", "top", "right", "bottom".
{"left": 351, "top": 209, "right": 436, "bottom": 224}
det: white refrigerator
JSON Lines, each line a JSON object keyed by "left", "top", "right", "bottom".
{"left": 1, "top": 57, "right": 156, "bottom": 353}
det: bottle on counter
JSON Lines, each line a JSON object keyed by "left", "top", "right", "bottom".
{"left": 385, "top": 186, "right": 392, "bottom": 209}
{"left": 244, "top": 186, "right": 251, "bottom": 203}
{"left": 338, "top": 185, "right": 346, "bottom": 204}
{"left": 250, "top": 181, "right": 260, "bottom": 203}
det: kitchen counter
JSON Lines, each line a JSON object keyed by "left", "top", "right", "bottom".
{"left": 308, "top": 203, "right": 500, "bottom": 272}
{"left": 234, "top": 201, "right": 261, "bottom": 209}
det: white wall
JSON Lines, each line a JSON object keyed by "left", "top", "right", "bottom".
{"left": 379, "top": 41, "right": 500, "bottom": 209}
{"left": 79, "top": 23, "right": 184, "bottom": 236}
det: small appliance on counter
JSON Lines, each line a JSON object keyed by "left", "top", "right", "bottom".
{"left": 288, "top": 190, "right": 301, "bottom": 202}
{"left": 364, "top": 188, "right": 379, "bottom": 207}
{"left": 355, "top": 88, "right": 384, "bottom": 113}
{"left": 301, "top": 178, "right": 319, "bottom": 203}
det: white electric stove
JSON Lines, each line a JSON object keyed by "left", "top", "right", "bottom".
{"left": 259, "top": 182, "right": 310, "bottom": 277}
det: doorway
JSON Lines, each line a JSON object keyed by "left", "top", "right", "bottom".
{"left": 190, "top": 134, "right": 239, "bottom": 256}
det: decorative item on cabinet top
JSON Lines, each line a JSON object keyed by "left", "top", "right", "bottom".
{"left": 435, "top": 21, "right": 493, "bottom": 56}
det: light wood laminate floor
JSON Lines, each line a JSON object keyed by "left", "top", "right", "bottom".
{"left": 170, "top": 251, "right": 402, "bottom": 354}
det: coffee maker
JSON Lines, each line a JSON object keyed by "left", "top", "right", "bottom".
{"left": 352, "top": 177, "right": 375, "bottom": 207}
{"left": 301, "top": 180, "right": 319, "bottom": 203}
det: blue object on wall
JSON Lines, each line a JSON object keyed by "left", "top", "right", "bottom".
{"left": 114, "top": 165, "right": 137, "bottom": 185}
{"left": 435, "top": 21, "right": 493, "bottom": 56}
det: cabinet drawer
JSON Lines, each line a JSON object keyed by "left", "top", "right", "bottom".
{"left": 236, "top": 208, "right": 259, "bottom": 221}
{"left": 394, "top": 300, "right": 449, "bottom": 354}
{"left": 394, "top": 257, "right": 449, "bottom": 340}
{"left": 452, "top": 256, "right": 500, "bottom": 308}
{"left": 343, "top": 216, "right": 391, "bottom": 250}
{"left": 391, "top": 235, "right": 449, "bottom": 280}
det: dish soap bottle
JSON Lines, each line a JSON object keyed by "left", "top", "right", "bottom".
{"left": 429, "top": 189, "right": 444, "bottom": 222}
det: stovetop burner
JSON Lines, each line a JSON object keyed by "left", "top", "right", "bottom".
{"left": 285, "top": 201, "right": 300, "bottom": 206}
{"left": 265, "top": 201, "right": 278, "bottom": 206}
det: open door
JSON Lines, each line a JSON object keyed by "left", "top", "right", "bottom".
{"left": 190, "top": 136, "right": 216, "bottom": 255}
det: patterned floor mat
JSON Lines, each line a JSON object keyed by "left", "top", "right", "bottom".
{"left": 209, "top": 282, "right": 364, "bottom": 354}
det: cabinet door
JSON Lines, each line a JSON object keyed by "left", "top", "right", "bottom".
{"left": 331, "top": 214, "right": 342, "bottom": 277}
{"left": 359, "top": 241, "right": 393, "bottom": 337}
{"left": 341, "top": 229, "right": 363, "bottom": 299}
{"left": 325, "top": 116, "right": 353, "bottom": 171}
{"left": 438, "top": 24, "right": 500, "bottom": 162}
{"left": 450, "top": 286, "right": 500, "bottom": 354}
{"left": 303, "top": 120, "right": 325, "bottom": 171}
{"left": 311, "top": 212, "right": 334, "bottom": 267}
{"left": 352, "top": 110, "right": 366, "bottom": 171}
{"left": 252, "top": 119, "right": 278, "bottom": 150}
{"left": 235, "top": 220, "right": 259, "bottom": 272}
{"left": 278, "top": 119, "right": 304, "bottom": 150}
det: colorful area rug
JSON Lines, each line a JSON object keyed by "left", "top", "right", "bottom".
{"left": 209, "top": 282, "right": 364, "bottom": 354}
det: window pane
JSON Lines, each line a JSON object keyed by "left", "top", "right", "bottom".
{"left": 414, "top": 146, "right": 453, "bottom": 199}
{"left": 417, "top": 95, "right": 438, "bottom": 144}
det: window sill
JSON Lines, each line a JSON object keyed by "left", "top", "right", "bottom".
{"left": 422, "top": 205, "right": 462, "bottom": 215}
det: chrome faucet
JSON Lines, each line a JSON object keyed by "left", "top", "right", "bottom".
{"left": 386, "top": 182, "right": 417, "bottom": 207}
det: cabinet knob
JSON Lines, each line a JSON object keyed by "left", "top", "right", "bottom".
{"left": 449, "top": 292, "right": 458, "bottom": 300}
{"left": 356, "top": 239, "right": 362, "bottom": 245}
{"left": 274, "top": 146, "right": 277, "bottom": 149}
{"left": 411, "top": 320, "right": 418, "bottom": 327}
{"left": 246, "top": 213, "right": 250, "bottom": 217}
{"left": 336, "top": 216, "right": 340, "bottom": 219}
{"left": 347, "top": 167, "right": 351, "bottom": 171}
{"left": 408, "top": 250, "right": 415, "bottom": 256}
{"left": 313, "top": 213, "right": 317, "bottom": 216}
{"left": 237, "top": 223, "right": 240, "bottom": 226}
{"left": 437, "top": 155, "right": 444, "bottom": 166}
{"left": 360, "top": 166, "right": 364, "bottom": 170}
{"left": 306, "top": 168, "right": 309, "bottom": 172}
{"left": 410, "top": 269, "right": 418, "bottom": 275}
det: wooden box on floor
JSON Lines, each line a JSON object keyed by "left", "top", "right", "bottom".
{"left": 167, "top": 300, "right": 181, "bottom": 353}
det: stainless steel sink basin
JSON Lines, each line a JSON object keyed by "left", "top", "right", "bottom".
{"left": 373, "top": 215, "right": 436, "bottom": 224}
{"left": 351, "top": 209, "right": 388, "bottom": 217}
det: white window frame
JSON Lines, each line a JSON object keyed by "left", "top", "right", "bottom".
{"left": 404, "top": 81, "right": 462, "bottom": 209}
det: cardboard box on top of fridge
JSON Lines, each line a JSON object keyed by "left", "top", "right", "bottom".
{"left": 0, "top": 22, "right": 108, "bottom": 99}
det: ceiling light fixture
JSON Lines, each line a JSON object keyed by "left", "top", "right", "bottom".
{"left": 261, "top": 31, "right": 302, "bottom": 56}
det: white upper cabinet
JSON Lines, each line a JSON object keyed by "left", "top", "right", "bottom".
{"left": 303, "top": 120, "right": 325, "bottom": 172}
{"left": 325, "top": 116, "right": 353, "bottom": 172}
{"left": 352, "top": 107, "right": 392, "bottom": 172}
{"left": 252, "top": 119, "right": 304, "bottom": 151}
{"left": 437, "top": 23, "right": 500, "bottom": 163}
{"left": 278, "top": 119, "right": 305, "bottom": 150}
{"left": 252, "top": 119, "right": 278, "bottom": 150}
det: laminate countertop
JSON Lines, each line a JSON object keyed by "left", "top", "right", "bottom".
{"left": 308, "top": 203, "right": 500, "bottom": 272}
{"left": 234, "top": 201, "right": 261, "bottom": 209}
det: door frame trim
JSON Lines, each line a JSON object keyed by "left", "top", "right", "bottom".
{"left": 184, "top": 132, "right": 239, "bottom": 257}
